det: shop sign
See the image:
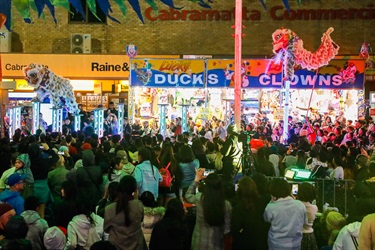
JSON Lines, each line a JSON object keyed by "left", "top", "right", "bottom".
{"left": 130, "top": 59, "right": 205, "bottom": 88}
{"left": 207, "top": 59, "right": 365, "bottom": 90}
{"left": 2, "top": 54, "right": 178, "bottom": 79}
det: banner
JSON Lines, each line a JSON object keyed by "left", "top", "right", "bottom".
{"left": 207, "top": 59, "right": 365, "bottom": 90}
{"left": 130, "top": 59, "right": 205, "bottom": 88}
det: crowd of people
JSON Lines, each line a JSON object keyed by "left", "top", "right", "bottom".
{"left": 0, "top": 104, "right": 374, "bottom": 249}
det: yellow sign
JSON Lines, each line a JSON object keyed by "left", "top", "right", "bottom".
{"left": 2, "top": 54, "right": 179, "bottom": 79}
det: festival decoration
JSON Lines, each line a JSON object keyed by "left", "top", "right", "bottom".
{"left": 3, "top": 0, "right": 294, "bottom": 27}
{"left": 272, "top": 27, "right": 339, "bottom": 80}
{"left": 23, "top": 63, "right": 78, "bottom": 114}
{"left": 359, "top": 42, "right": 374, "bottom": 68}
{"left": 126, "top": 43, "right": 138, "bottom": 59}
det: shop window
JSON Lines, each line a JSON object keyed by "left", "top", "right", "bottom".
{"left": 69, "top": 0, "right": 107, "bottom": 23}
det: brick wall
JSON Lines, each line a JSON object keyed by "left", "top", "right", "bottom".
{"left": 9, "top": 0, "right": 375, "bottom": 55}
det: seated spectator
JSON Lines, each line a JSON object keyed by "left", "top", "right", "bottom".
{"left": 326, "top": 211, "right": 346, "bottom": 246}
{"left": 21, "top": 196, "right": 48, "bottom": 250}
{"left": 43, "top": 226, "right": 66, "bottom": 250}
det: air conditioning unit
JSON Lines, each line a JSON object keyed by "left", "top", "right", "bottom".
{"left": 0, "top": 27, "right": 11, "bottom": 53}
{"left": 71, "top": 34, "right": 91, "bottom": 54}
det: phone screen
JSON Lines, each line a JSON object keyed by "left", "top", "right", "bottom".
{"left": 203, "top": 169, "right": 215, "bottom": 176}
{"left": 292, "top": 184, "right": 298, "bottom": 195}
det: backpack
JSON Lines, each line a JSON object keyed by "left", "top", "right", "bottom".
{"left": 159, "top": 162, "right": 173, "bottom": 188}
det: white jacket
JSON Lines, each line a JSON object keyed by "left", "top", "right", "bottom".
{"left": 65, "top": 213, "right": 104, "bottom": 250}
{"left": 333, "top": 221, "right": 361, "bottom": 250}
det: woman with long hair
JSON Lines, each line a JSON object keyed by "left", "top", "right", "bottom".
{"left": 157, "top": 143, "right": 179, "bottom": 206}
{"left": 133, "top": 148, "right": 162, "bottom": 200}
{"left": 104, "top": 175, "right": 145, "bottom": 250}
{"left": 296, "top": 150, "right": 307, "bottom": 169}
{"left": 177, "top": 145, "right": 200, "bottom": 198}
{"left": 191, "top": 139, "right": 209, "bottom": 169}
{"left": 185, "top": 170, "right": 231, "bottom": 250}
{"left": 231, "top": 176, "right": 269, "bottom": 250}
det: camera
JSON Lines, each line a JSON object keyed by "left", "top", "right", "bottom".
{"left": 292, "top": 184, "right": 298, "bottom": 195}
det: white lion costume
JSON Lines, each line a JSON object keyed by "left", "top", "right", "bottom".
{"left": 23, "top": 63, "right": 78, "bottom": 114}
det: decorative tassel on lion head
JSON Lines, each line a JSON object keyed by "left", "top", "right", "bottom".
{"left": 23, "top": 63, "right": 78, "bottom": 114}
{"left": 272, "top": 27, "right": 340, "bottom": 80}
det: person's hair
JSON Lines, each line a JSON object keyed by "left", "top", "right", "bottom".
{"left": 268, "top": 178, "right": 291, "bottom": 199}
{"left": 332, "top": 155, "right": 343, "bottom": 167}
{"left": 206, "top": 141, "right": 215, "bottom": 153}
{"left": 90, "top": 241, "right": 116, "bottom": 250}
{"left": 76, "top": 199, "right": 96, "bottom": 225}
{"left": 116, "top": 175, "right": 137, "bottom": 227}
{"left": 5, "top": 216, "right": 29, "bottom": 239}
{"left": 297, "top": 183, "right": 316, "bottom": 203}
{"left": 159, "top": 143, "right": 177, "bottom": 175}
{"left": 24, "top": 196, "right": 39, "bottom": 211}
{"left": 138, "top": 148, "right": 151, "bottom": 162}
{"left": 163, "top": 198, "right": 185, "bottom": 223}
{"left": 191, "top": 139, "right": 205, "bottom": 156}
{"left": 139, "top": 191, "right": 157, "bottom": 208}
{"left": 61, "top": 180, "right": 77, "bottom": 201}
{"left": 202, "top": 173, "right": 225, "bottom": 226}
{"left": 250, "top": 173, "right": 268, "bottom": 195}
{"left": 296, "top": 150, "right": 306, "bottom": 169}
{"left": 107, "top": 182, "right": 119, "bottom": 202}
{"left": 108, "top": 157, "right": 122, "bottom": 182}
{"left": 237, "top": 177, "right": 260, "bottom": 212}
{"left": 178, "top": 145, "right": 195, "bottom": 163}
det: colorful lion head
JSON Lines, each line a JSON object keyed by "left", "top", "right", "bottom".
{"left": 23, "top": 63, "right": 46, "bottom": 88}
{"left": 272, "top": 28, "right": 295, "bottom": 54}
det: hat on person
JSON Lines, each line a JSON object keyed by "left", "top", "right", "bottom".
{"left": 6, "top": 173, "right": 26, "bottom": 186}
{"left": 16, "top": 154, "right": 30, "bottom": 169}
{"left": 43, "top": 226, "right": 66, "bottom": 250}
{"left": 270, "top": 145, "right": 278, "bottom": 154}
{"left": 81, "top": 143, "right": 92, "bottom": 151}
{"left": 227, "top": 124, "right": 238, "bottom": 135}
{"left": 0, "top": 204, "right": 14, "bottom": 217}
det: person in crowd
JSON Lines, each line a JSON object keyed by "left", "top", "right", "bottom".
{"left": 28, "top": 142, "right": 59, "bottom": 219}
{"left": 0, "top": 173, "right": 26, "bottom": 215}
{"left": 149, "top": 198, "right": 187, "bottom": 250}
{"left": 48, "top": 154, "right": 69, "bottom": 203}
{"left": 216, "top": 120, "right": 227, "bottom": 140}
{"left": 264, "top": 178, "right": 306, "bottom": 250}
{"left": 191, "top": 139, "right": 210, "bottom": 169}
{"left": 0, "top": 215, "right": 32, "bottom": 249}
{"left": 220, "top": 124, "right": 242, "bottom": 181}
{"left": 358, "top": 213, "right": 375, "bottom": 249}
{"left": 107, "top": 157, "right": 126, "bottom": 184}
{"left": 62, "top": 118, "right": 74, "bottom": 135}
{"left": 185, "top": 170, "right": 232, "bottom": 250}
{"left": 157, "top": 143, "right": 178, "bottom": 206}
{"left": 20, "top": 196, "right": 48, "bottom": 250}
{"left": 355, "top": 154, "right": 371, "bottom": 181}
{"left": 65, "top": 199, "right": 104, "bottom": 250}
{"left": 0, "top": 153, "right": 19, "bottom": 193}
{"left": 53, "top": 180, "right": 77, "bottom": 229}
{"left": 106, "top": 113, "right": 119, "bottom": 135}
{"left": 177, "top": 145, "right": 200, "bottom": 198}
{"left": 268, "top": 145, "right": 281, "bottom": 177}
{"left": 75, "top": 149, "right": 103, "bottom": 210}
{"left": 105, "top": 101, "right": 118, "bottom": 119}
{"left": 104, "top": 175, "right": 145, "bottom": 250}
{"left": 97, "top": 182, "right": 119, "bottom": 218}
{"left": 255, "top": 147, "right": 276, "bottom": 177}
{"left": 116, "top": 150, "right": 135, "bottom": 176}
{"left": 133, "top": 148, "right": 162, "bottom": 199}
{"left": 330, "top": 155, "right": 345, "bottom": 180}
{"left": 13, "top": 154, "right": 34, "bottom": 198}
{"left": 0, "top": 204, "right": 16, "bottom": 237}
{"left": 297, "top": 183, "right": 319, "bottom": 250}
{"left": 231, "top": 176, "right": 268, "bottom": 250}
{"left": 139, "top": 191, "right": 165, "bottom": 248}
{"left": 123, "top": 117, "right": 132, "bottom": 136}
{"left": 43, "top": 226, "right": 66, "bottom": 250}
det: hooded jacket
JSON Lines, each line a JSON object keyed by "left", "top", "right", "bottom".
{"left": 332, "top": 221, "right": 361, "bottom": 250}
{"left": 65, "top": 213, "right": 104, "bottom": 250}
{"left": 142, "top": 206, "right": 165, "bottom": 247}
{"left": 16, "top": 154, "right": 34, "bottom": 184}
{"left": 0, "top": 189, "right": 24, "bottom": 215}
{"left": 21, "top": 210, "right": 49, "bottom": 250}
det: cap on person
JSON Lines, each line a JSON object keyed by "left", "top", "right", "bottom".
{"left": 6, "top": 173, "right": 26, "bottom": 186}
{"left": 59, "top": 146, "right": 68, "bottom": 152}
{"left": 81, "top": 143, "right": 92, "bottom": 151}
{"left": 16, "top": 154, "right": 30, "bottom": 169}
{"left": 116, "top": 150, "right": 129, "bottom": 164}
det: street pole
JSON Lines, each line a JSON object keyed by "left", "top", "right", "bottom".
{"left": 234, "top": 0, "right": 242, "bottom": 130}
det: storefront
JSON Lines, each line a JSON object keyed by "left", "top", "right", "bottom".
{"left": 129, "top": 57, "right": 366, "bottom": 129}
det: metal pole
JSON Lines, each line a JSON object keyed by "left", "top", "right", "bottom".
{"left": 234, "top": 0, "right": 242, "bottom": 130}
